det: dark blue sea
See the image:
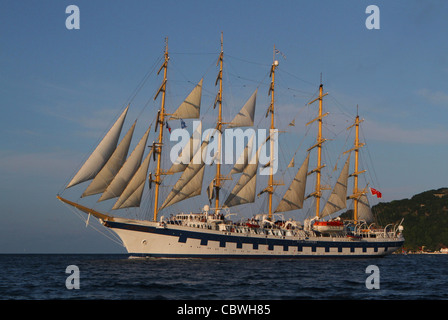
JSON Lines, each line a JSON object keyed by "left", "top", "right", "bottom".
{"left": 0, "top": 254, "right": 446, "bottom": 316}
{"left": 0, "top": 254, "right": 448, "bottom": 319}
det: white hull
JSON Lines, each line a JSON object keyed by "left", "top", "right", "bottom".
{"left": 104, "top": 218, "right": 404, "bottom": 258}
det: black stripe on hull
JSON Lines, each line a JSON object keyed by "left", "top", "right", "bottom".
{"left": 105, "top": 220, "right": 404, "bottom": 257}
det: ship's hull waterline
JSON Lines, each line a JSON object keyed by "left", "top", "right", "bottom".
{"left": 104, "top": 218, "right": 404, "bottom": 258}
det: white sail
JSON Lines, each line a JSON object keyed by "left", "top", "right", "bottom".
{"left": 229, "top": 134, "right": 255, "bottom": 175}
{"left": 275, "top": 153, "right": 310, "bottom": 213}
{"left": 357, "top": 192, "right": 374, "bottom": 224}
{"left": 320, "top": 154, "right": 350, "bottom": 218}
{"left": 223, "top": 137, "right": 266, "bottom": 208}
{"left": 168, "top": 122, "right": 202, "bottom": 173}
{"left": 66, "top": 105, "right": 129, "bottom": 188}
{"left": 81, "top": 122, "right": 136, "bottom": 197}
{"left": 227, "top": 89, "right": 257, "bottom": 128}
{"left": 169, "top": 78, "right": 203, "bottom": 120}
{"left": 112, "top": 149, "right": 152, "bottom": 210}
{"left": 160, "top": 132, "right": 211, "bottom": 209}
{"left": 98, "top": 125, "right": 150, "bottom": 202}
{"left": 223, "top": 163, "right": 257, "bottom": 207}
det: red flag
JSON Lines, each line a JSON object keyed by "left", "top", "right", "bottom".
{"left": 370, "top": 187, "right": 382, "bottom": 199}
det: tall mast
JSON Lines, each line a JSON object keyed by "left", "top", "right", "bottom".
{"left": 306, "top": 81, "right": 328, "bottom": 219}
{"left": 267, "top": 46, "right": 279, "bottom": 220}
{"left": 153, "top": 37, "right": 169, "bottom": 221}
{"left": 346, "top": 107, "right": 366, "bottom": 223}
{"left": 214, "top": 32, "right": 224, "bottom": 213}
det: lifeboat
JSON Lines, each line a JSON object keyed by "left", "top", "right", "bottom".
{"left": 313, "top": 220, "right": 344, "bottom": 232}
{"left": 245, "top": 222, "right": 260, "bottom": 228}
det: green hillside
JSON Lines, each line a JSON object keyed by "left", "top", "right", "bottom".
{"left": 343, "top": 188, "right": 448, "bottom": 251}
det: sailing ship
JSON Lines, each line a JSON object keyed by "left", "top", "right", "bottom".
{"left": 57, "top": 35, "right": 404, "bottom": 257}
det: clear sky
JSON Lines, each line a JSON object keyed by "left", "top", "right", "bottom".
{"left": 1, "top": 0, "right": 447, "bottom": 253}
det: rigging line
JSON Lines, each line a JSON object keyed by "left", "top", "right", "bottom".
{"left": 170, "top": 51, "right": 216, "bottom": 55}
{"left": 227, "top": 72, "right": 270, "bottom": 87}
{"left": 277, "top": 66, "right": 318, "bottom": 87}
{"left": 225, "top": 52, "right": 270, "bottom": 90}
{"left": 126, "top": 54, "right": 164, "bottom": 106}
{"left": 285, "top": 109, "right": 313, "bottom": 165}
{"left": 284, "top": 86, "right": 316, "bottom": 96}
{"left": 169, "top": 55, "right": 216, "bottom": 87}
{"left": 226, "top": 53, "right": 271, "bottom": 67}
{"left": 327, "top": 95, "right": 354, "bottom": 119}
{"left": 285, "top": 102, "right": 308, "bottom": 132}
{"left": 359, "top": 124, "right": 380, "bottom": 189}
{"left": 191, "top": 56, "right": 229, "bottom": 124}
{"left": 61, "top": 201, "right": 124, "bottom": 247}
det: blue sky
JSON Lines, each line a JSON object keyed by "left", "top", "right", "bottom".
{"left": 1, "top": 0, "right": 448, "bottom": 253}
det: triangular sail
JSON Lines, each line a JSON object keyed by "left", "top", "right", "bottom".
{"left": 223, "top": 137, "right": 266, "bottom": 208}
{"left": 169, "top": 78, "right": 203, "bottom": 120}
{"left": 229, "top": 134, "right": 255, "bottom": 175}
{"left": 287, "top": 156, "right": 295, "bottom": 168}
{"left": 159, "top": 132, "right": 212, "bottom": 210}
{"left": 223, "top": 163, "right": 257, "bottom": 207}
{"left": 227, "top": 89, "right": 257, "bottom": 128}
{"left": 66, "top": 105, "right": 129, "bottom": 188}
{"left": 82, "top": 122, "right": 136, "bottom": 197}
{"left": 275, "top": 153, "right": 310, "bottom": 213}
{"left": 112, "top": 149, "right": 152, "bottom": 210}
{"left": 168, "top": 122, "right": 202, "bottom": 173}
{"left": 357, "top": 192, "right": 374, "bottom": 224}
{"left": 98, "top": 125, "right": 150, "bottom": 202}
{"left": 320, "top": 154, "right": 351, "bottom": 218}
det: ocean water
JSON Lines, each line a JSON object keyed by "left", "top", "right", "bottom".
{"left": 0, "top": 254, "right": 447, "bottom": 301}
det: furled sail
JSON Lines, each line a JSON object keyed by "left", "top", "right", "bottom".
{"left": 112, "top": 149, "right": 152, "bottom": 210}
{"left": 81, "top": 121, "right": 136, "bottom": 197}
{"left": 66, "top": 105, "right": 129, "bottom": 188}
{"left": 320, "top": 154, "right": 350, "bottom": 218}
{"left": 98, "top": 125, "right": 150, "bottom": 202}
{"left": 159, "top": 132, "right": 212, "bottom": 210}
{"left": 357, "top": 192, "right": 374, "bottom": 224}
{"left": 227, "top": 89, "right": 257, "bottom": 128}
{"left": 169, "top": 78, "right": 203, "bottom": 120}
{"left": 274, "top": 153, "right": 310, "bottom": 213}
